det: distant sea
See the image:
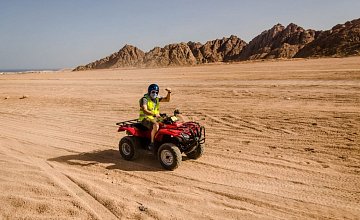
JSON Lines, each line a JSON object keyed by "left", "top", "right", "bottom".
{"left": 0, "top": 68, "right": 60, "bottom": 74}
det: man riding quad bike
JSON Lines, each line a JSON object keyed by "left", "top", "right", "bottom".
{"left": 116, "top": 84, "right": 205, "bottom": 170}
{"left": 116, "top": 110, "right": 205, "bottom": 170}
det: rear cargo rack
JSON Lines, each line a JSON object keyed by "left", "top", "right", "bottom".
{"left": 116, "top": 119, "right": 139, "bottom": 126}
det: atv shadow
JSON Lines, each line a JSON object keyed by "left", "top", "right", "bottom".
{"left": 48, "top": 149, "right": 164, "bottom": 172}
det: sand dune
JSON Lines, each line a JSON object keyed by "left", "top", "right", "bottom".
{"left": 0, "top": 57, "right": 359, "bottom": 219}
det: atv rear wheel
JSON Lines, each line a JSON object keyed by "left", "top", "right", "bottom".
{"left": 158, "top": 143, "right": 182, "bottom": 170}
{"left": 186, "top": 144, "right": 204, "bottom": 160}
{"left": 119, "top": 136, "right": 139, "bottom": 161}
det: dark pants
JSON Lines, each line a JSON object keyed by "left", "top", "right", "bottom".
{"left": 141, "top": 118, "right": 156, "bottom": 130}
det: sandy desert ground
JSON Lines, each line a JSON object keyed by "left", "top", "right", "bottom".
{"left": 0, "top": 57, "right": 359, "bottom": 219}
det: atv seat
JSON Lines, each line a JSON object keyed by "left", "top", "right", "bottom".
{"left": 134, "top": 123, "right": 149, "bottom": 131}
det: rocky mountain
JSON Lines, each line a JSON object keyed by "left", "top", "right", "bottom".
{"left": 139, "top": 35, "right": 247, "bottom": 67}
{"left": 192, "top": 35, "right": 247, "bottom": 63}
{"left": 74, "top": 36, "right": 247, "bottom": 70}
{"left": 187, "top": 41, "right": 203, "bottom": 64}
{"left": 238, "top": 23, "right": 317, "bottom": 60}
{"left": 295, "top": 18, "right": 360, "bottom": 57}
{"left": 142, "top": 43, "right": 197, "bottom": 67}
{"left": 139, "top": 35, "right": 248, "bottom": 67}
{"left": 73, "top": 18, "right": 360, "bottom": 71}
{"left": 73, "top": 45, "right": 145, "bottom": 71}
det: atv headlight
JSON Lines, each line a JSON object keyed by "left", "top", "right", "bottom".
{"left": 170, "top": 116, "right": 178, "bottom": 122}
{"left": 182, "top": 133, "right": 190, "bottom": 140}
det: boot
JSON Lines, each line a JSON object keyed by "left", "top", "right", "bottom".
{"left": 148, "top": 142, "right": 154, "bottom": 151}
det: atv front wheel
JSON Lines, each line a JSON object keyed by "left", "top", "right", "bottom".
{"left": 186, "top": 144, "right": 204, "bottom": 160}
{"left": 158, "top": 143, "right": 182, "bottom": 170}
{"left": 119, "top": 136, "right": 139, "bottom": 161}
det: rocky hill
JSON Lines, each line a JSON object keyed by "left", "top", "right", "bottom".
{"left": 74, "top": 36, "right": 247, "bottom": 70}
{"left": 73, "top": 18, "right": 360, "bottom": 71}
{"left": 139, "top": 35, "right": 247, "bottom": 67}
{"left": 295, "top": 18, "right": 360, "bottom": 57}
{"left": 73, "top": 45, "right": 145, "bottom": 71}
{"left": 193, "top": 35, "right": 247, "bottom": 63}
{"left": 142, "top": 43, "right": 197, "bottom": 67}
{"left": 238, "top": 23, "right": 317, "bottom": 60}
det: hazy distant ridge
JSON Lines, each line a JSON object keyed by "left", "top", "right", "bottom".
{"left": 74, "top": 18, "right": 360, "bottom": 71}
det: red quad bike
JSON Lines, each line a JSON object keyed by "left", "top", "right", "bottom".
{"left": 116, "top": 110, "right": 205, "bottom": 170}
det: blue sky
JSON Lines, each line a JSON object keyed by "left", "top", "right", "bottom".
{"left": 0, "top": 0, "right": 359, "bottom": 69}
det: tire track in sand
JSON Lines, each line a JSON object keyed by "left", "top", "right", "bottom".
{"left": 0, "top": 144, "right": 117, "bottom": 219}
{"left": 196, "top": 112, "right": 265, "bottom": 134}
{"left": 30, "top": 156, "right": 119, "bottom": 220}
